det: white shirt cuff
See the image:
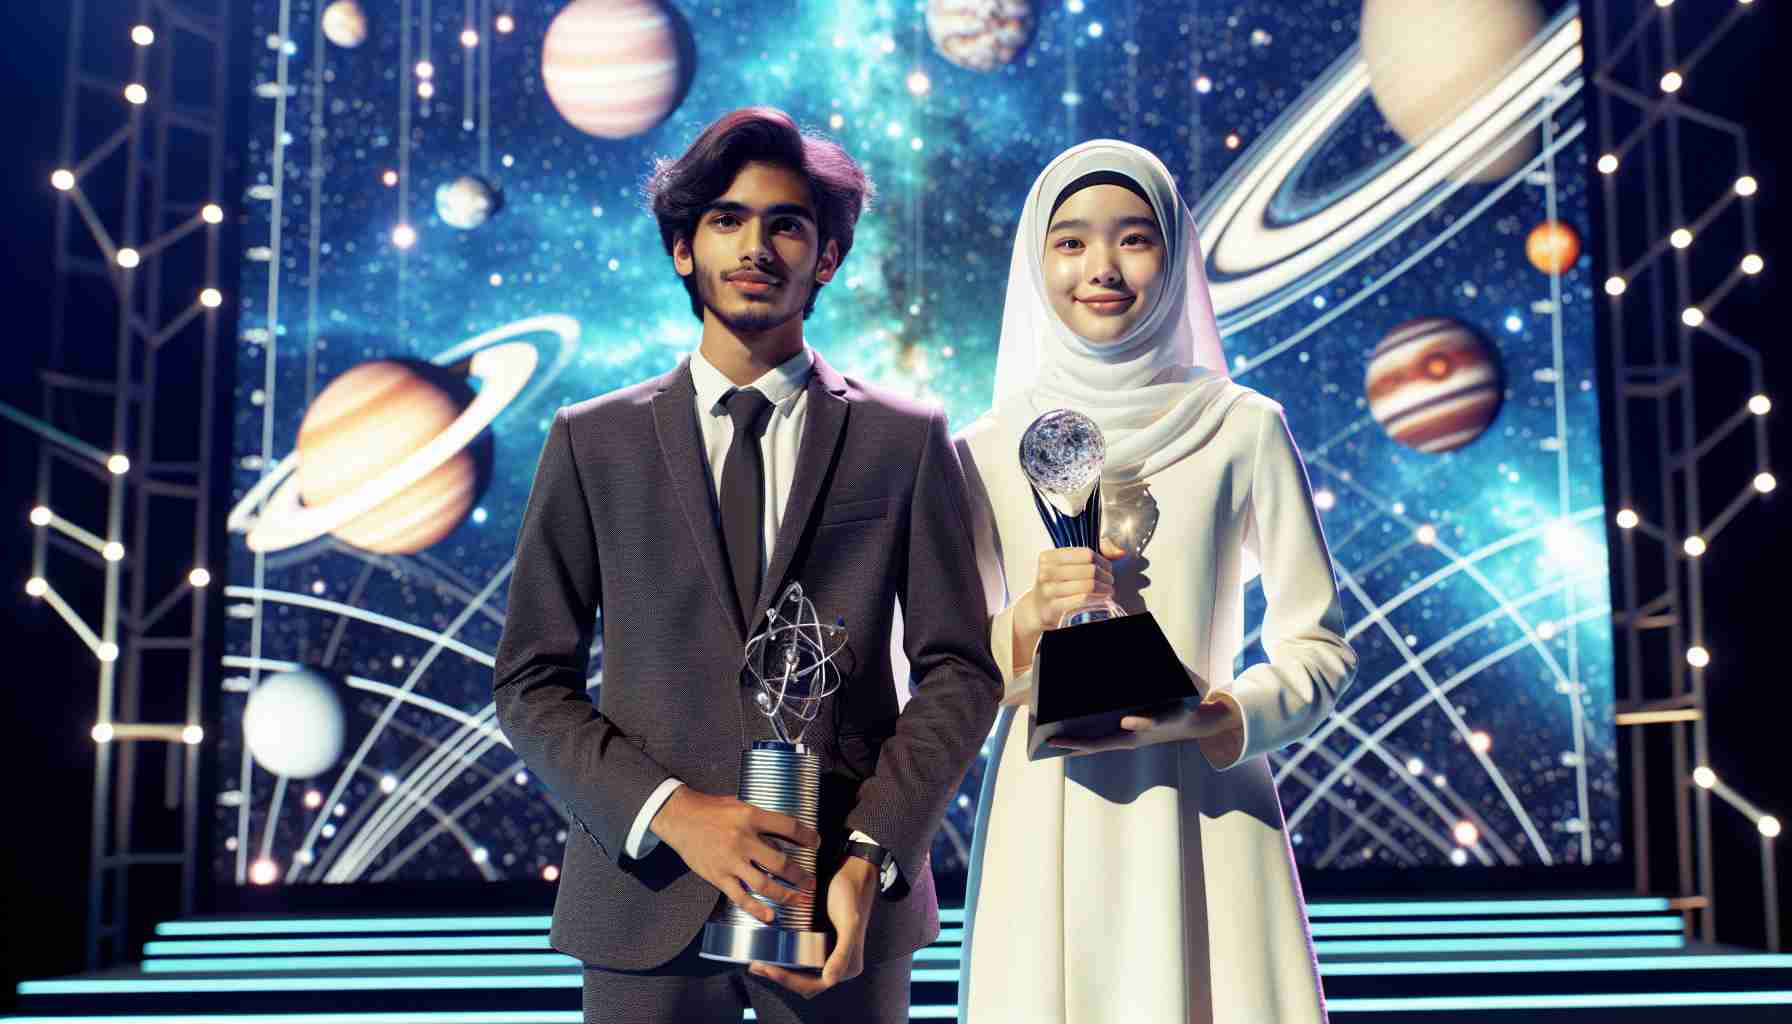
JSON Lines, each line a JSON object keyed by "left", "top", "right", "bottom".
{"left": 626, "top": 778, "right": 685, "bottom": 860}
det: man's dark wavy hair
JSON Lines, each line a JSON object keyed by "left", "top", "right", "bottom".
{"left": 643, "top": 107, "right": 874, "bottom": 320}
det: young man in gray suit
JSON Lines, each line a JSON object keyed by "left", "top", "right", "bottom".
{"left": 493, "top": 107, "right": 1003, "bottom": 1023}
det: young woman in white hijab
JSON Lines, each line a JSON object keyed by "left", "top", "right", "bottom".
{"left": 953, "top": 140, "right": 1356, "bottom": 1023}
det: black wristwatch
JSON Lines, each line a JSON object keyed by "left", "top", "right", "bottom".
{"left": 841, "top": 839, "right": 896, "bottom": 891}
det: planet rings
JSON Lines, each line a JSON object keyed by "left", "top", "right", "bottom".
{"left": 1193, "top": 10, "right": 1582, "bottom": 337}
{"left": 228, "top": 315, "right": 581, "bottom": 553}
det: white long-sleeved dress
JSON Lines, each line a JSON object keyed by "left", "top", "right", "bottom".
{"left": 955, "top": 386, "right": 1356, "bottom": 1024}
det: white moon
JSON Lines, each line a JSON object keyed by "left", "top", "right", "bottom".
{"left": 243, "top": 668, "right": 347, "bottom": 779}
{"left": 321, "top": 0, "right": 369, "bottom": 49}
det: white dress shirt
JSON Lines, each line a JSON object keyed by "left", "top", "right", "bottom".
{"left": 624, "top": 346, "right": 894, "bottom": 889}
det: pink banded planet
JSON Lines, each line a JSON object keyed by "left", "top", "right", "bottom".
{"left": 541, "top": 0, "right": 693, "bottom": 140}
{"left": 1365, "top": 317, "right": 1503, "bottom": 453}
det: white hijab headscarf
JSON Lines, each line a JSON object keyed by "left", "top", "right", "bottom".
{"left": 992, "top": 139, "right": 1244, "bottom": 484}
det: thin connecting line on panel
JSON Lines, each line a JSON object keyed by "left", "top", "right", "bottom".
{"left": 1537, "top": 96, "right": 1593, "bottom": 863}
{"left": 306, "top": 708, "right": 499, "bottom": 882}
{"left": 1277, "top": 756, "right": 1425, "bottom": 867}
{"left": 479, "top": 0, "right": 491, "bottom": 176}
{"left": 304, "top": 0, "right": 325, "bottom": 405}
{"left": 223, "top": 587, "right": 495, "bottom": 667}
{"left": 1335, "top": 566, "right": 1550, "bottom": 862}
{"left": 318, "top": 561, "right": 378, "bottom": 669}
{"left": 1283, "top": 569, "right": 1606, "bottom": 787}
{"left": 463, "top": 0, "right": 475, "bottom": 131}
{"left": 1306, "top": 458, "right": 1585, "bottom": 699}
{"left": 398, "top": 0, "right": 412, "bottom": 328}
{"left": 1287, "top": 741, "right": 1464, "bottom": 865}
{"left": 371, "top": 751, "right": 529, "bottom": 880}
{"left": 241, "top": 0, "right": 298, "bottom": 885}
{"left": 223, "top": 655, "right": 499, "bottom": 733}
{"left": 288, "top": 560, "right": 511, "bottom": 879}
{"left": 331, "top": 706, "right": 504, "bottom": 880}
{"left": 1290, "top": 602, "right": 1610, "bottom": 856}
{"left": 337, "top": 761, "right": 495, "bottom": 880}
{"left": 1232, "top": 114, "right": 1584, "bottom": 378}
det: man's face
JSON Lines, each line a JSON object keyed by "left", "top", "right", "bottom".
{"left": 674, "top": 161, "right": 839, "bottom": 335}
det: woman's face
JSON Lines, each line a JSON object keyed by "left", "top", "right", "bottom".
{"left": 1041, "top": 183, "right": 1167, "bottom": 344}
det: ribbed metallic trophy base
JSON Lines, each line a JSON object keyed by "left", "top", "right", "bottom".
{"left": 698, "top": 741, "right": 830, "bottom": 969}
{"left": 699, "top": 919, "right": 830, "bottom": 969}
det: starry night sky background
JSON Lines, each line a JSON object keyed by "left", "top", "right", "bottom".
{"left": 221, "top": 0, "right": 1617, "bottom": 892}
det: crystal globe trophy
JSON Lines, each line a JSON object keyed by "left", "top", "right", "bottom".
{"left": 699, "top": 582, "right": 847, "bottom": 969}
{"left": 1019, "top": 410, "right": 1192, "bottom": 760}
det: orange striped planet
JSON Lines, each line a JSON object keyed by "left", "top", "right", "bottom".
{"left": 1525, "top": 219, "right": 1581, "bottom": 275}
{"left": 541, "top": 0, "right": 692, "bottom": 140}
{"left": 1365, "top": 318, "right": 1504, "bottom": 453}
{"left": 294, "top": 360, "right": 492, "bottom": 554}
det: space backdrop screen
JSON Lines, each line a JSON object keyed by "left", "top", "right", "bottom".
{"left": 222, "top": 0, "right": 1618, "bottom": 890}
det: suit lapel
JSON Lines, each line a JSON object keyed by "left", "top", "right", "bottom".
{"left": 650, "top": 361, "right": 746, "bottom": 639}
{"left": 749, "top": 353, "right": 850, "bottom": 632}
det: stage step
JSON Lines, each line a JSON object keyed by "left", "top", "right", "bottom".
{"left": 11, "top": 899, "right": 1792, "bottom": 1022}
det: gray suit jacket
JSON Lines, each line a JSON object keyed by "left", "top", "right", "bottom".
{"left": 493, "top": 351, "right": 1003, "bottom": 971}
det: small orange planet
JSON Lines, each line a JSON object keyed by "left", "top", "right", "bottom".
{"left": 1365, "top": 317, "right": 1504, "bottom": 453}
{"left": 295, "top": 360, "right": 493, "bottom": 554}
{"left": 1525, "top": 220, "right": 1581, "bottom": 275}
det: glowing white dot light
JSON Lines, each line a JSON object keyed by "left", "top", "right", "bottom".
{"left": 103, "top": 541, "right": 125, "bottom": 562}
{"left": 29, "top": 506, "right": 51, "bottom": 526}
{"left": 415, "top": 60, "right": 434, "bottom": 80}
{"left": 1735, "top": 175, "right": 1758, "bottom": 197}
{"left": 249, "top": 859, "right": 278, "bottom": 885}
{"left": 1660, "top": 70, "right": 1683, "bottom": 94}
{"left": 542, "top": 864, "right": 560, "bottom": 881}
{"left": 382, "top": 169, "right": 398, "bottom": 186}
{"left": 1469, "top": 730, "right": 1492, "bottom": 754}
{"left": 461, "top": 29, "right": 479, "bottom": 47}
{"left": 1453, "top": 821, "right": 1479, "bottom": 846}
{"left": 92, "top": 723, "right": 115, "bottom": 743}
{"left": 495, "top": 13, "right": 515, "bottom": 33}
{"left": 25, "top": 577, "right": 48, "bottom": 598}
{"left": 1615, "top": 508, "right": 1639, "bottom": 529}
{"left": 906, "top": 70, "right": 930, "bottom": 96}
{"left": 1686, "top": 645, "right": 1710, "bottom": 668}
{"left": 182, "top": 724, "right": 204, "bottom": 745}
{"left": 417, "top": 81, "right": 435, "bottom": 100}
{"left": 1088, "top": 21, "right": 1103, "bottom": 37}
{"left": 125, "top": 83, "right": 149, "bottom": 105}
{"left": 392, "top": 224, "right": 416, "bottom": 249}
{"left": 1597, "top": 153, "right": 1619, "bottom": 174}
{"left": 51, "top": 169, "right": 75, "bottom": 191}
{"left": 1670, "top": 228, "right": 1692, "bottom": 249}
{"left": 203, "top": 203, "right": 224, "bottom": 224}
{"left": 116, "top": 248, "right": 141, "bottom": 269}
{"left": 1405, "top": 757, "right": 1424, "bottom": 775}
{"left": 1415, "top": 524, "right": 1438, "bottom": 546}
{"left": 1755, "top": 472, "right": 1776, "bottom": 494}
{"left": 380, "top": 774, "right": 398, "bottom": 794}
{"left": 1313, "top": 488, "right": 1336, "bottom": 512}
{"left": 1683, "top": 535, "right": 1706, "bottom": 557}
{"left": 97, "top": 642, "right": 119, "bottom": 662}
{"left": 1681, "top": 307, "right": 1705, "bottom": 327}
{"left": 1749, "top": 394, "right": 1771, "bottom": 415}
{"left": 132, "top": 25, "right": 156, "bottom": 46}
{"left": 108, "top": 453, "right": 130, "bottom": 475}
{"left": 189, "top": 567, "right": 212, "bottom": 588}
{"left": 201, "top": 288, "right": 223, "bottom": 308}
{"left": 1693, "top": 766, "right": 1717, "bottom": 789}
{"left": 1742, "top": 253, "right": 1764, "bottom": 275}
{"left": 1605, "top": 276, "right": 1627, "bottom": 296}
{"left": 1762, "top": 816, "right": 1783, "bottom": 839}
{"left": 1450, "top": 848, "right": 1469, "bottom": 866}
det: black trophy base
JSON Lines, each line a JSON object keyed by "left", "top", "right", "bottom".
{"left": 1027, "top": 610, "right": 1194, "bottom": 761}
{"left": 699, "top": 920, "right": 830, "bottom": 969}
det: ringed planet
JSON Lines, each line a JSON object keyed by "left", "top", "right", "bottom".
{"left": 228, "top": 316, "right": 581, "bottom": 554}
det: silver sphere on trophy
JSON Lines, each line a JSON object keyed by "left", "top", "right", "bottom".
{"left": 1020, "top": 409, "right": 1125, "bottom": 627}
{"left": 699, "top": 581, "right": 848, "bottom": 969}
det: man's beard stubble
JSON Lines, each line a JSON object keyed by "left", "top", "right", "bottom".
{"left": 692, "top": 255, "right": 812, "bottom": 336}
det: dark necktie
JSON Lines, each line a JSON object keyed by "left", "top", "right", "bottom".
{"left": 720, "top": 387, "right": 775, "bottom": 626}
